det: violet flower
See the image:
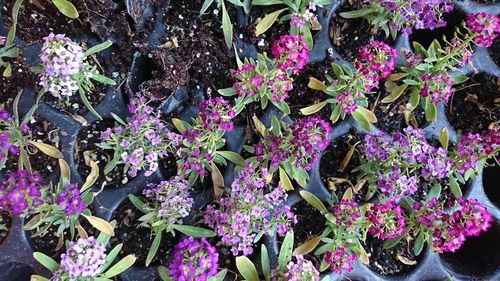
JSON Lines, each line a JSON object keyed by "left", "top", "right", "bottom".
{"left": 324, "top": 245, "right": 357, "bottom": 274}
{"left": 59, "top": 236, "right": 107, "bottom": 279}
{"left": 55, "top": 183, "right": 87, "bottom": 216}
{"left": 466, "top": 13, "right": 500, "bottom": 47}
{"left": 169, "top": 237, "right": 219, "bottom": 281}
{"left": 0, "top": 169, "right": 43, "bottom": 216}
{"left": 282, "top": 255, "right": 320, "bottom": 281}
{"left": 366, "top": 201, "right": 406, "bottom": 240}
{"left": 271, "top": 34, "right": 310, "bottom": 74}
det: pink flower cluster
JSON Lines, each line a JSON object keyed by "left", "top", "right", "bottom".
{"left": 169, "top": 237, "right": 219, "bottom": 281}
{"left": 204, "top": 163, "right": 296, "bottom": 256}
{"left": 199, "top": 97, "right": 236, "bottom": 133}
{"left": 466, "top": 13, "right": 500, "bottom": 47}
{"left": 55, "top": 183, "right": 87, "bottom": 216}
{"left": 324, "top": 245, "right": 357, "bottom": 274}
{"left": 0, "top": 169, "right": 44, "bottom": 216}
{"left": 366, "top": 201, "right": 406, "bottom": 240}
{"left": 419, "top": 73, "right": 454, "bottom": 104}
{"left": 336, "top": 91, "right": 358, "bottom": 114}
{"left": 356, "top": 41, "right": 398, "bottom": 82}
{"left": 454, "top": 128, "right": 500, "bottom": 174}
{"left": 282, "top": 255, "right": 320, "bottom": 281}
{"left": 413, "top": 197, "right": 492, "bottom": 253}
{"left": 271, "top": 34, "right": 310, "bottom": 74}
{"left": 232, "top": 64, "right": 265, "bottom": 98}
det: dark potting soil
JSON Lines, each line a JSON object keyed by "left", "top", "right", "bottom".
{"left": 0, "top": 212, "right": 12, "bottom": 245}
{"left": 250, "top": 4, "right": 290, "bottom": 54}
{"left": 446, "top": 74, "right": 500, "bottom": 134}
{"left": 471, "top": 0, "right": 500, "bottom": 4}
{"left": 110, "top": 199, "right": 177, "bottom": 266}
{"left": 0, "top": 56, "right": 34, "bottom": 108}
{"left": 42, "top": 83, "right": 108, "bottom": 117}
{"left": 490, "top": 36, "right": 500, "bottom": 67}
{"left": 369, "top": 88, "right": 426, "bottom": 133}
{"left": 483, "top": 160, "right": 500, "bottom": 208}
{"left": 330, "top": 0, "right": 394, "bottom": 62}
{"left": 291, "top": 200, "right": 326, "bottom": 266}
{"left": 363, "top": 235, "right": 423, "bottom": 276}
{"left": 319, "top": 132, "right": 368, "bottom": 202}
{"left": 140, "top": 0, "right": 235, "bottom": 101}
{"left": 409, "top": 8, "right": 467, "bottom": 49}
{"left": 75, "top": 119, "right": 126, "bottom": 189}
{"left": 287, "top": 60, "right": 333, "bottom": 121}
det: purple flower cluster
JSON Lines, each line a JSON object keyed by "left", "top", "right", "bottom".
{"left": 331, "top": 199, "right": 361, "bottom": 228}
{"left": 204, "top": 163, "right": 296, "bottom": 256}
{"left": 419, "top": 73, "right": 454, "bottom": 104}
{"left": 376, "top": 0, "right": 454, "bottom": 35}
{"left": 199, "top": 97, "right": 236, "bottom": 133}
{"left": 55, "top": 183, "right": 87, "bottom": 216}
{"left": 282, "top": 255, "right": 320, "bottom": 281}
{"left": 363, "top": 127, "right": 453, "bottom": 201}
{"left": 100, "top": 95, "right": 171, "bottom": 177}
{"left": 39, "top": 33, "right": 84, "bottom": 98}
{"left": 232, "top": 64, "right": 265, "bottom": 98}
{"left": 336, "top": 91, "right": 358, "bottom": 114}
{"left": 271, "top": 34, "right": 310, "bottom": 74}
{"left": 366, "top": 201, "right": 406, "bottom": 240}
{"left": 59, "top": 236, "right": 107, "bottom": 279}
{"left": 0, "top": 169, "right": 43, "bottom": 216}
{"left": 169, "top": 237, "right": 219, "bottom": 281}
{"left": 466, "top": 13, "right": 500, "bottom": 47}
{"left": 356, "top": 41, "right": 398, "bottom": 82}
{"left": 255, "top": 115, "right": 331, "bottom": 171}
{"left": 324, "top": 245, "right": 357, "bottom": 274}
{"left": 142, "top": 177, "right": 193, "bottom": 225}
{"left": 290, "top": 3, "right": 318, "bottom": 29}
{"left": 0, "top": 109, "right": 20, "bottom": 163}
{"left": 454, "top": 127, "right": 500, "bottom": 174}
{"left": 413, "top": 197, "right": 492, "bottom": 253}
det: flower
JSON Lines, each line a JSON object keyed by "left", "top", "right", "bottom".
{"left": 324, "top": 245, "right": 357, "bottom": 274}
{"left": 466, "top": 13, "right": 500, "bottom": 47}
{"left": 336, "top": 91, "right": 358, "bottom": 115}
{"left": 290, "top": 116, "right": 331, "bottom": 170}
{"left": 0, "top": 169, "right": 43, "bottom": 216}
{"left": 271, "top": 34, "right": 310, "bottom": 74}
{"left": 169, "top": 237, "right": 219, "bottom": 281}
{"left": 283, "top": 256, "right": 320, "bottom": 281}
{"left": 204, "top": 163, "right": 296, "bottom": 256}
{"left": 142, "top": 177, "right": 193, "bottom": 225}
{"left": 232, "top": 64, "right": 265, "bottom": 98}
{"left": 55, "top": 183, "right": 87, "bottom": 216}
{"left": 199, "top": 97, "right": 235, "bottom": 133}
{"left": 59, "top": 236, "right": 107, "bottom": 279}
{"left": 356, "top": 40, "right": 397, "bottom": 81}
{"left": 419, "top": 73, "right": 454, "bottom": 104}
{"left": 39, "top": 33, "right": 85, "bottom": 98}
{"left": 366, "top": 201, "right": 406, "bottom": 240}
{"left": 0, "top": 36, "right": 6, "bottom": 46}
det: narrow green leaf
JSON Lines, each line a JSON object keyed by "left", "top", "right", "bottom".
{"left": 84, "top": 40, "right": 112, "bottom": 58}
{"left": 425, "top": 102, "right": 437, "bottom": 122}
{"left": 255, "top": 8, "right": 288, "bottom": 36}
{"left": 221, "top": 2, "right": 233, "bottom": 48}
{"left": 236, "top": 256, "right": 259, "bottom": 281}
{"left": 279, "top": 167, "right": 294, "bottom": 191}
{"left": 104, "top": 255, "right": 136, "bottom": 277}
{"left": 261, "top": 244, "right": 271, "bottom": 281}
{"left": 128, "top": 194, "right": 146, "bottom": 213}
{"left": 199, "top": 0, "right": 214, "bottom": 15}
{"left": 413, "top": 231, "right": 425, "bottom": 256}
{"left": 449, "top": 176, "right": 462, "bottom": 198}
{"left": 339, "top": 8, "right": 373, "bottom": 18}
{"left": 383, "top": 235, "right": 403, "bottom": 249}
{"left": 173, "top": 225, "right": 216, "bottom": 237}
{"left": 299, "top": 190, "right": 326, "bottom": 212}
{"left": 300, "top": 101, "right": 327, "bottom": 115}
{"left": 52, "top": 0, "right": 79, "bottom": 19}
{"left": 146, "top": 232, "right": 162, "bottom": 267}
{"left": 279, "top": 231, "right": 294, "bottom": 271}
{"left": 439, "top": 127, "right": 449, "bottom": 150}
{"left": 100, "top": 244, "right": 123, "bottom": 272}
{"left": 352, "top": 109, "right": 372, "bottom": 131}
{"left": 208, "top": 269, "right": 228, "bottom": 281}
{"left": 218, "top": 87, "right": 237, "bottom": 96}
{"left": 79, "top": 90, "right": 102, "bottom": 119}
{"left": 216, "top": 151, "right": 245, "bottom": 166}
{"left": 33, "top": 252, "right": 59, "bottom": 272}
{"left": 381, "top": 83, "right": 408, "bottom": 103}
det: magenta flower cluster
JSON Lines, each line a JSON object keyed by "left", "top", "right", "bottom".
{"left": 324, "top": 245, "right": 357, "bottom": 274}
{"left": 336, "top": 91, "right": 358, "bottom": 115}
{"left": 199, "top": 96, "right": 236, "bottom": 133}
{"left": 282, "top": 255, "right": 320, "bottom": 281}
{"left": 204, "top": 163, "right": 296, "bottom": 256}
{"left": 356, "top": 40, "right": 398, "bottom": 82}
{"left": 255, "top": 115, "right": 331, "bottom": 171}
{"left": 366, "top": 201, "right": 406, "bottom": 240}
{"left": 376, "top": 0, "right": 454, "bottom": 35}
{"left": 169, "top": 237, "right": 219, "bottom": 281}
{"left": 59, "top": 236, "right": 107, "bottom": 279}
{"left": 232, "top": 64, "right": 265, "bottom": 98}
{"left": 39, "top": 33, "right": 84, "bottom": 98}
{"left": 413, "top": 197, "right": 492, "bottom": 253}
{"left": 363, "top": 127, "right": 453, "bottom": 201}
{"left": 419, "top": 73, "right": 454, "bottom": 104}
{"left": 0, "top": 109, "right": 20, "bottom": 164}
{"left": 271, "top": 34, "right": 310, "bottom": 74}
{"left": 100, "top": 95, "right": 171, "bottom": 177}
{"left": 454, "top": 127, "right": 500, "bottom": 175}
{"left": 466, "top": 13, "right": 500, "bottom": 47}
{"left": 55, "top": 183, "right": 87, "bottom": 216}
{"left": 290, "top": 3, "right": 318, "bottom": 29}
{"left": 0, "top": 169, "right": 43, "bottom": 216}
{"left": 142, "top": 177, "right": 193, "bottom": 225}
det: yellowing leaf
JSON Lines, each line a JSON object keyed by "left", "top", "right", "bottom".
{"left": 83, "top": 215, "right": 115, "bottom": 237}
{"left": 293, "top": 236, "right": 321, "bottom": 256}
{"left": 255, "top": 8, "right": 288, "bottom": 36}
{"left": 279, "top": 167, "right": 294, "bottom": 191}
{"left": 300, "top": 101, "right": 327, "bottom": 115}
{"left": 439, "top": 127, "right": 449, "bottom": 150}
{"left": 252, "top": 115, "right": 267, "bottom": 136}
{"left": 58, "top": 158, "right": 71, "bottom": 180}
{"left": 81, "top": 159, "right": 99, "bottom": 192}
{"left": 211, "top": 163, "right": 225, "bottom": 201}
{"left": 308, "top": 77, "right": 327, "bottom": 91}
{"left": 29, "top": 140, "right": 63, "bottom": 158}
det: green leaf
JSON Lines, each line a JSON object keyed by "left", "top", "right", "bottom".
{"left": 300, "top": 101, "right": 327, "bottom": 115}
{"left": 426, "top": 184, "right": 442, "bottom": 202}
{"left": 33, "top": 252, "right": 59, "bottom": 272}
{"left": 91, "top": 73, "right": 116, "bottom": 85}
{"left": 84, "top": 40, "right": 112, "bottom": 58}
{"left": 279, "top": 167, "right": 294, "bottom": 191}
{"left": 300, "top": 26, "right": 313, "bottom": 50}
{"left": 252, "top": 0, "right": 282, "bottom": 5}
{"left": 104, "top": 255, "right": 136, "bottom": 277}
{"left": 158, "top": 266, "right": 172, "bottom": 281}
{"left": 173, "top": 225, "right": 216, "bottom": 237}
{"left": 100, "top": 244, "right": 123, "bottom": 272}
{"left": 449, "top": 176, "right": 462, "bottom": 198}
{"left": 236, "top": 256, "right": 259, "bottom": 281}
{"left": 413, "top": 231, "right": 425, "bottom": 256}
{"left": 52, "top": 0, "right": 79, "bottom": 19}
{"left": 79, "top": 89, "right": 102, "bottom": 119}
{"left": 103, "top": 150, "right": 121, "bottom": 175}
{"left": 331, "top": 63, "right": 344, "bottom": 77}
{"left": 221, "top": 2, "right": 233, "bottom": 48}
{"left": 403, "top": 79, "right": 419, "bottom": 86}
{"left": 128, "top": 194, "right": 146, "bottom": 213}
{"left": 352, "top": 109, "right": 372, "bottom": 131}
{"left": 356, "top": 106, "right": 377, "bottom": 123}
{"left": 171, "top": 118, "right": 187, "bottom": 133}
{"left": 199, "top": 0, "right": 214, "bottom": 15}
{"left": 208, "top": 269, "right": 228, "bottom": 281}
{"left": 450, "top": 75, "right": 468, "bottom": 85}
{"left": 439, "top": 127, "right": 449, "bottom": 150}
{"left": 218, "top": 87, "right": 237, "bottom": 96}
{"left": 299, "top": 190, "right": 326, "bottom": 212}
{"left": 425, "top": 102, "right": 437, "bottom": 122}
{"left": 255, "top": 8, "right": 288, "bottom": 36}
{"left": 261, "top": 244, "right": 271, "bottom": 281}
{"left": 279, "top": 231, "right": 294, "bottom": 272}
{"left": 216, "top": 151, "right": 245, "bottom": 166}
{"left": 30, "top": 276, "right": 50, "bottom": 281}
{"left": 412, "top": 42, "right": 427, "bottom": 56}
{"left": 381, "top": 83, "right": 408, "bottom": 103}
{"left": 83, "top": 215, "right": 115, "bottom": 237}
{"left": 339, "top": 8, "right": 373, "bottom": 18}
{"left": 146, "top": 232, "right": 162, "bottom": 266}
{"left": 270, "top": 116, "right": 281, "bottom": 136}
{"left": 383, "top": 235, "right": 403, "bottom": 249}
{"left": 408, "top": 89, "right": 420, "bottom": 110}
